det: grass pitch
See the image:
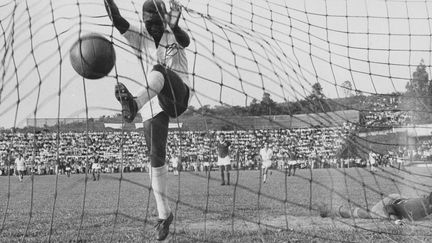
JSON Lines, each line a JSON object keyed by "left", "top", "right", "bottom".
{"left": 1, "top": 167, "right": 432, "bottom": 242}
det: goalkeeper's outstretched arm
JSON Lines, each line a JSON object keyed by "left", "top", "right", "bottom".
{"left": 168, "top": 0, "right": 190, "bottom": 48}
{"left": 104, "top": 0, "right": 130, "bottom": 34}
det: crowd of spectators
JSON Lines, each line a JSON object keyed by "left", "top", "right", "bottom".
{"left": 363, "top": 111, "right": 410, "bottom": 127}
{"left": 0, "top": 123, "right": 359, "bottom": 176}
{"left": 0, "top": 121, "right": 421, "bottom": 176}
{"left": 360, "top": 95, "right": 411, "bottom": 128}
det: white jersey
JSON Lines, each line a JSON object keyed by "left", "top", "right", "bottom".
{"left": 15, "top": 157, "right": 26, "bottom": 171}
{"left": 92, "top": 163, "right": 101, "bottom": 170}
{"left": 260, "top": 148, "right": 273, "bottom": 161}
{"left": 369, "top": 152, "right": 376, "bottom": 165}
{"left": 123, "top": 25, "right": 193, "bottom": 120}
{"left": 260, "top": 148, "right": 273, "bottom": 168}
{"left": 217, "top": 156, "right": 231, "bottom": 166}
{"left": 170, "top": 156, "right": 179, "bottom": 168}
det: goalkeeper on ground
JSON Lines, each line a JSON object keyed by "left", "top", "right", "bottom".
{"left": 318, "top": 192, "right": 432, "bottom": 222}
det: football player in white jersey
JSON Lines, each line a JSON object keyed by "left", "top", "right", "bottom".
{"left": 91, "top": 156, "right": 101, "bottom": 181}
{"left": 259, "top": 141, "right": 273, "bottom": 183}
{"left": 15, "top": 153, "right": 26, "bottom": 182}
{"left": 169, "top": 152, "right": 179, "bottom": 176}
{"left": 216, "top": 133, "right": 232, "bottom": 186}
{"left": 104, "top": 0, "right": 190, "bottom": 240}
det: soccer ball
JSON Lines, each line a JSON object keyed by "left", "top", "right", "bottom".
{"left": 69, "top": 33, "right": 116, "bottom": 79}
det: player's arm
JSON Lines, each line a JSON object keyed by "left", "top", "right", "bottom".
{"left": 168, "top": 0, "right": 190, "bottom": 48}
{"left": 104, "top": 0, "right": 130, "bottom": 34}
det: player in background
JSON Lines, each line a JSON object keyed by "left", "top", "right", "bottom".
{"left": 259, "top": 141, "right": 273, "bottom": 183}
{"left": 170, "top": 152, "right": 179, "bottom": 176}
{"left": 216, "top": 133, "right": 231, "bottom": 186}
{"left": 104, "top": 0, "right": 190, "bottom": 240}
{"left": 286, "top": 152, "right": 297, "bottom": 176}
{"left": 65, "top": 158, "right": 72, "bottom": 177}
{"left": 15, "top": 153, "right": 26, "bottom": 182}
{"left": 396, "top": 150, "right": 405, "bottom": 171}
{"left": 369, "top": 150, "right": 378, "bottom": 172}
{"left": 91, "top": 156, "right": 101, "bottom": 181}
{"left": 318, "top": 192, "right": 432, "bottom": 224}
{"left": 202, "top": 159, "right": 211, "bottom": 175}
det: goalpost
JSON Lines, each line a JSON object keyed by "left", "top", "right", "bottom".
{"left": 1, "top": 0, "right": 432, "bottom": 241}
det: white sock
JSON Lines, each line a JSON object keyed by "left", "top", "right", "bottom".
{"left": 150, "top": 164, "right": 171, "bottom": 219}
{"left": 135, "top": 71, "right": 165, "bottom": 109}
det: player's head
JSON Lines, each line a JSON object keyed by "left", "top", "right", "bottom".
{"left": 383, "top": 204, "right": 399, "bottom": 219}
{"left": 219, "top": 133, "right": 225, "bottom": 141}
{"left": 142, "top": 0, "right": 167, "bottom": 43}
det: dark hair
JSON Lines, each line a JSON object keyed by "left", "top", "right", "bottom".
{"left": 142, "top": 0, "right": 167, "bottom": 15}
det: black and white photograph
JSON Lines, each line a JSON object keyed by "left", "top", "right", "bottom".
{"left": 1, "top": 0, "right": 432, "bottom": 242}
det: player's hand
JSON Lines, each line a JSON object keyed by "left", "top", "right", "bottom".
{"left": 104, "top": 0, "right": 116, "bottom": 21}
{"left": 394, "top": 219, "right": 404, "bottom": 225}
{"left": 168, "top": 0, "right": 182, "bottom": 30}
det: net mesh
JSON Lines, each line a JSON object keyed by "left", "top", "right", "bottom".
{"left": 1, "top": 0, "right": 432, "bottom": 242}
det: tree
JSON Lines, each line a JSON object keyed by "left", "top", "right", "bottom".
{"left": 247, "top": 93, "right": 278, "bottom": 116}
{"left": 248, "top": 98, "right": 261, "bottom": 115}
{"left": 311, "top": 82, "right": 324, "bottom": 99}
{"left": 403, "top": 59, "right": 432, "bottom": 121}
{"left": 341, "top": 80, "right": 353, "bottom": 98}
{"left": 406, "top": 59, "right": 429, "bottom": 96}
{"left": 196, "top": 105, "right": 211, "bottom": 115}
{"left": 306, "top": 82, "right": 330, "bottom": 113}
{"left": 260, "top": 92, "right": 277, "bottom": 115}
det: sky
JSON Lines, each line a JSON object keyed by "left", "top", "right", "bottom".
{"left": 1, "top": 0, "right": 432, "bottom": 128}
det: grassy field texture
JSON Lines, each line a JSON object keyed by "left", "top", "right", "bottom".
{"left": 0, "top": 167, "right": 432, "bottom": 242}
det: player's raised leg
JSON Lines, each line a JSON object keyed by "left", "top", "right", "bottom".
{"left": 114, "top": 83, "right": 139, "bottom": 123}
{"left": 114, "top": 65, "right": 169, "bottom": 123}
{"left": 114, "top": 58, "right": 188, "bottom": 123}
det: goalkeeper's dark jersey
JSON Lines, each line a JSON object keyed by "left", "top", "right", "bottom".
{"left": 217, "top": 141, "right": 231, "bottom": 158}
{"left": 391, "top": 196, "right": 432, "bottom": 221}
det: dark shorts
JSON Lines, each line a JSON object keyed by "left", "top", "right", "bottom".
{"left": 153, "top": 64, "right": 190, "bottom": 118}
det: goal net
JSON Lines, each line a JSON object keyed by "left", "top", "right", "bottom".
{"left": 1, "top": 0, "right": 432, "bottom": 241}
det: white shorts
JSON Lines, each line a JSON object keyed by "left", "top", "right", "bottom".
{"left": 217, "top": 156, "right": 231, "bottom": 166}
{"left": 17, "top": 166, "right": 25, "bottom": 172}
{"left": 288, "top": 160, "right": 297, "bottom": 165}
{"left": 262, "top": 160, "right": 272, "bottom": 168}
